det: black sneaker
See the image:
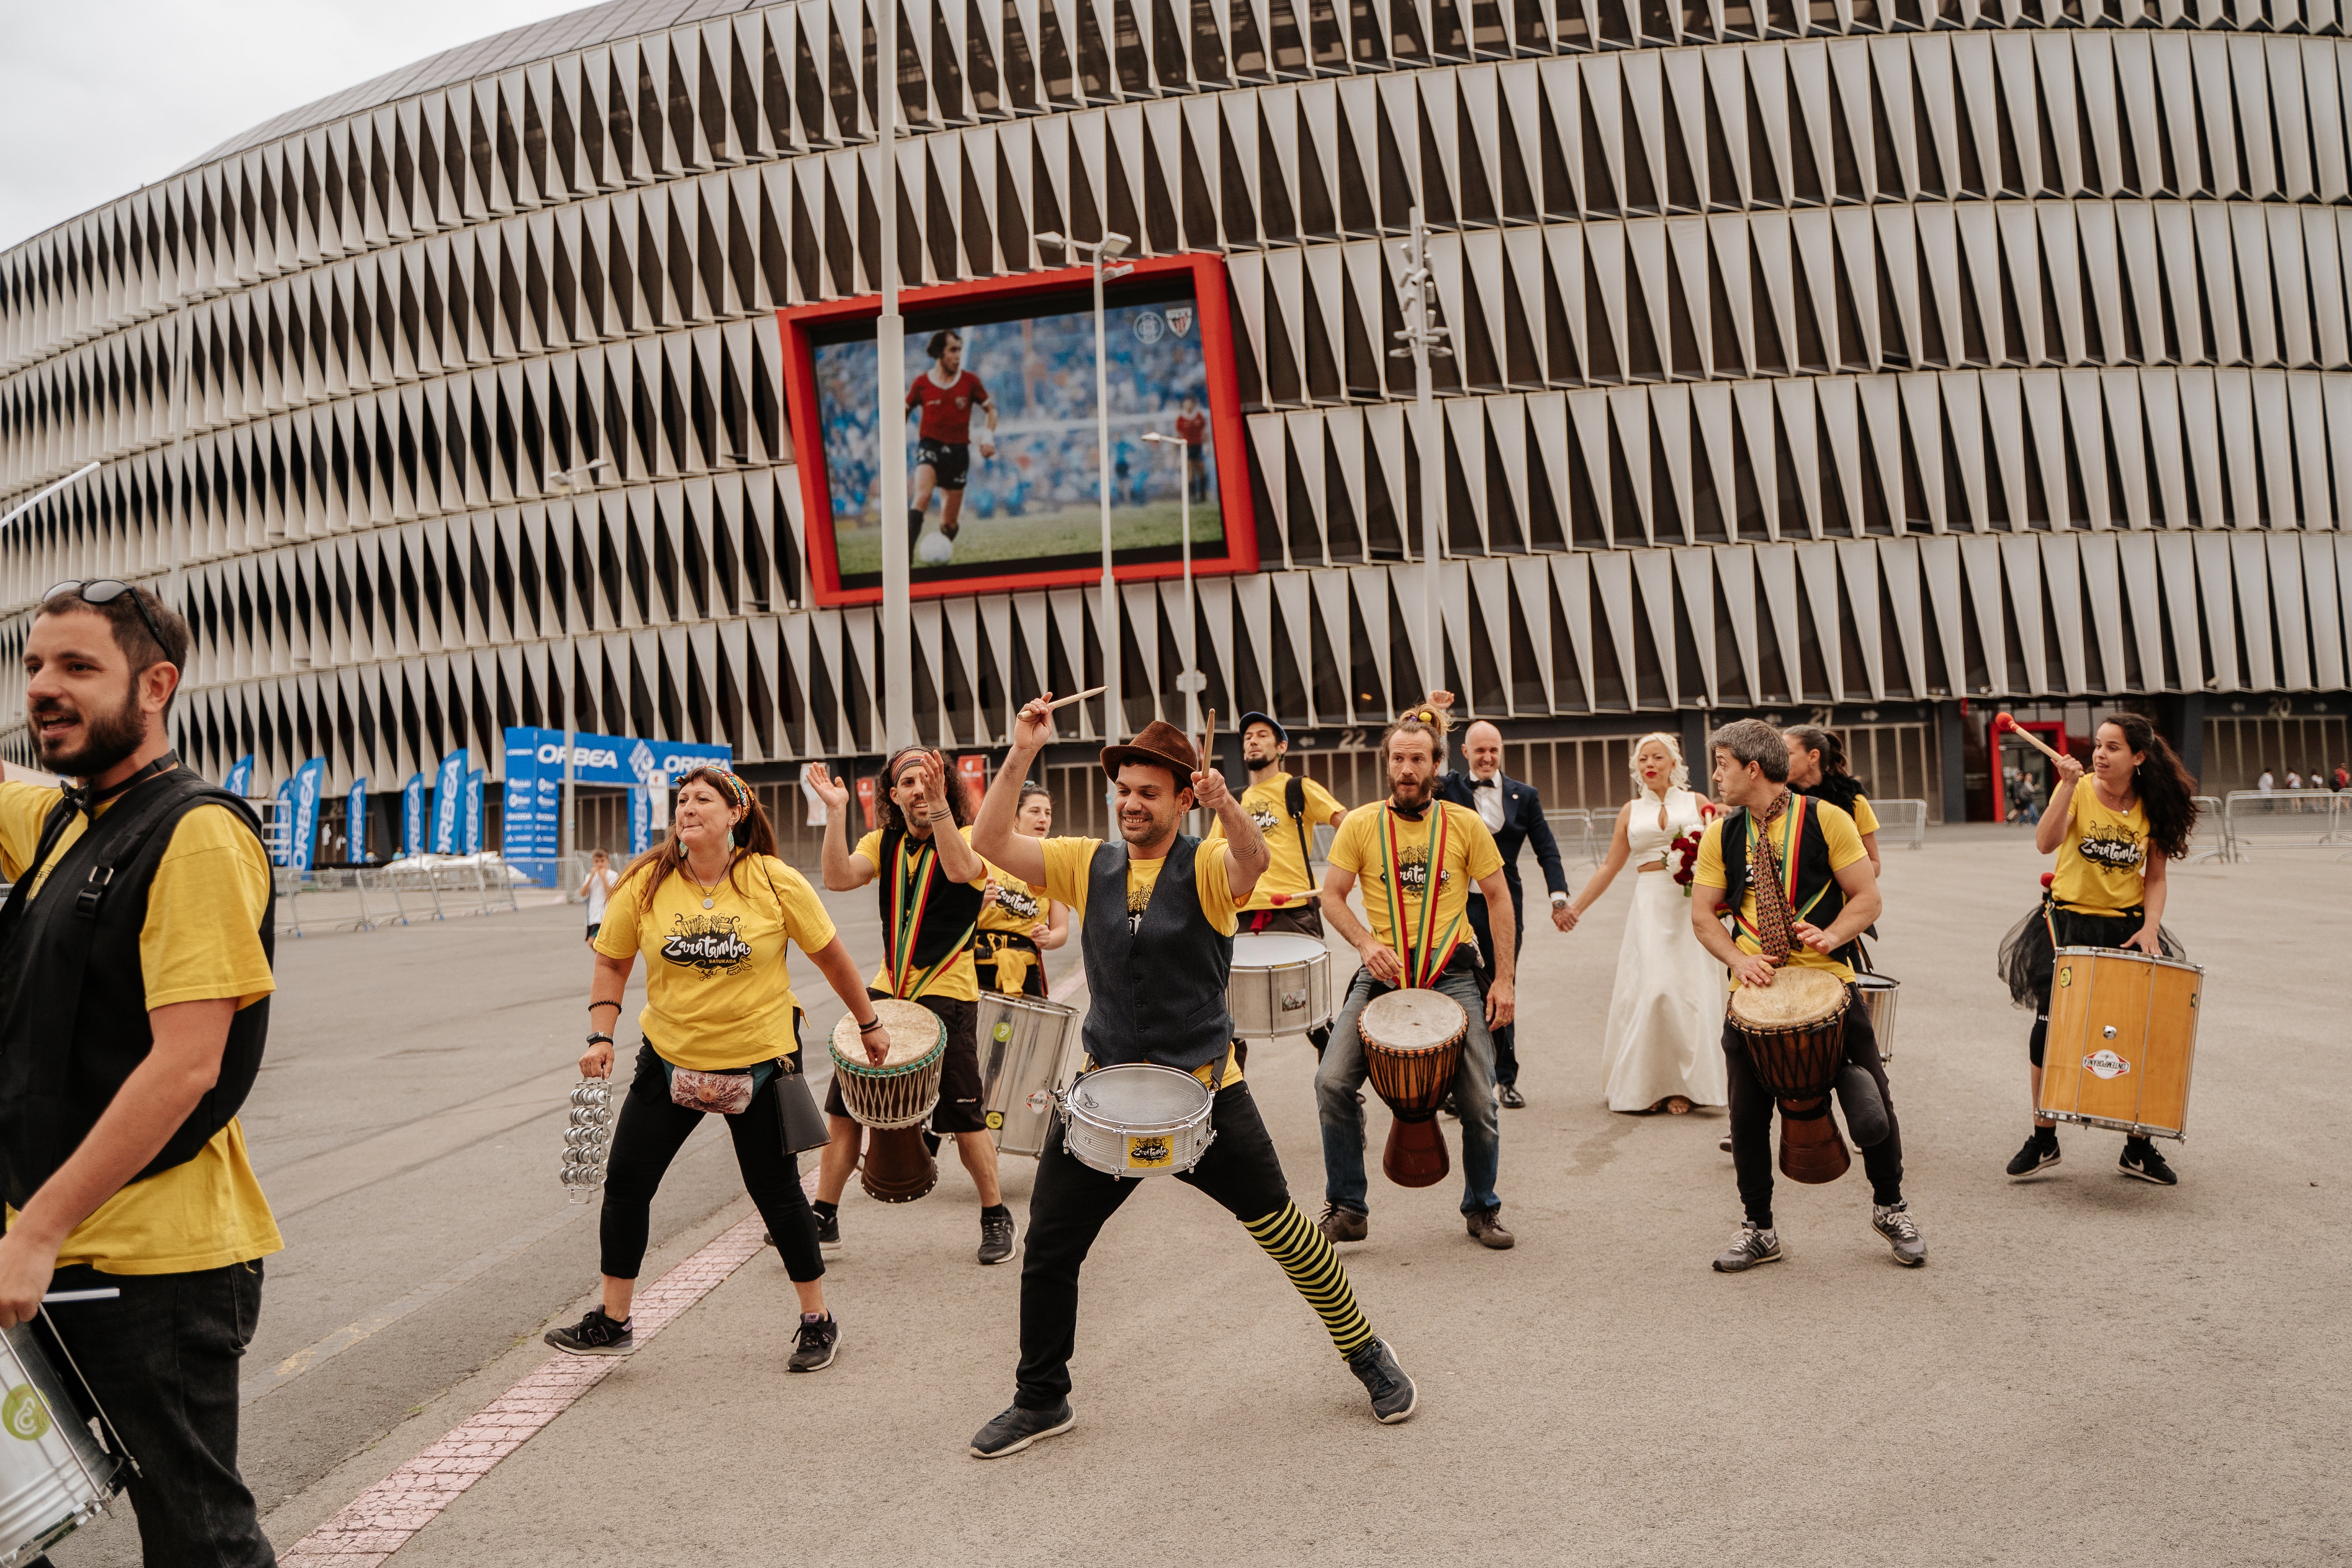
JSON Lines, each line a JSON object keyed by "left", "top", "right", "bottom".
{"left": 544, "top": 1305, "right": 634, "bottom": 1356}
{"left": 1346, "top": 1338, "right": 1419, "bottom": 1424}
{"left": 815, "top": 1208, "right": 841, "bottom": 1251}
{"left": 2119, "top": 1140, "right": 2178, "bottom": 1186}
{"left": 969, "top": 1401, "right": 1075, "bottom": 1458}
{"left": 1498, "top": 1085, "right": 1526, "bottom": 1109}
{"left": 2006, "top": 1133, "right": 2061, "bottom": 1179}
{"left": 978, "top": 1210, "right": 1016, "bottom": 1266}
{"left": 787, "top": 1314, "right": 840, "bottom": 1372}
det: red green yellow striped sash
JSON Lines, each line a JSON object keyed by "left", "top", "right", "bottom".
{"left": 1379, "top": 802, "right": 1466, "bottom": 988}
{"left": 885, "top": 835, "right": 973, "bottom": 999}
{"left": 1731, "top": 795, "right": 1833, "bottom": 946}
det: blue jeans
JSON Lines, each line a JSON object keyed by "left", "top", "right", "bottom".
{"left": 1316, "top": 963, "right": 1501, "bottom": 1216}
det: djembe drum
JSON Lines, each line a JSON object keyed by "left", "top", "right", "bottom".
{"left": 830, "top": 999, "right": 946, "bottom": 1203}
{"left": 1725, "top": 967, "right": 1852, "bottom": 1184}
{"left": 1358, "top": 988, "right": 1468, "bottom": 1188}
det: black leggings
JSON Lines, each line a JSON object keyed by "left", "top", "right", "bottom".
{"left": 600, "top": 1044, "right": 825, "bottom": 1283}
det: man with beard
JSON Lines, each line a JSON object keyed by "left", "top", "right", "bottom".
{"left": 964, "top": 703, "right": 1417, "bottom": 1456}
{"left": 0, "top": 581, "right": 279, "bottom": 1567}
{"left": 1203, "top": 711, "right": 1349, "bottom": 1056}
{"left": 1314, "top": 706, "right": 1518, "bottom": 1250}
{"left": 805, "top": 747, "right": 1009, "bottom": 1264}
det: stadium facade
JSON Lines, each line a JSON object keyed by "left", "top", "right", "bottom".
{"left": 4, "top": 0, "right": 2350, "bottom": 859}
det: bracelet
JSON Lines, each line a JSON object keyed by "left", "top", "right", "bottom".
{"left": 588, "top": 999, "right": 622, "bottom": 1014}
{"left": 858, "top": 1017, "right": 887, "bottom": 1033}
{"left": 586, "top": 1032, "right": 613, "bottom": 1046}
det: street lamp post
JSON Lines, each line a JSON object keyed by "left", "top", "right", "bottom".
{"left": 1142, "top": 427, "right": 1203, "bottom": 833}
{"left": 877, "top": 0, "right": 912, "bottom": 755}
{"left": 550, "top": 458, "right": 612, "bottom": 897}
{"left": 1033, "top": 230, "right": 1131, "bottom": 744}
{"left": 1390, "top": 209, "right": 1451, "bottom": 704}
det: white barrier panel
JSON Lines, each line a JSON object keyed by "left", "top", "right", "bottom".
{"left": 2219, "top": 791, "right": 2350, "bottom": 861}
{"left": 1873, "top": 799, "right": 1929, "bottom": 850}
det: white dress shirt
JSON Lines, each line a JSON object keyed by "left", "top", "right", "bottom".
{"left": 1471, "top": 774, "right": 1505, "bottom": 832}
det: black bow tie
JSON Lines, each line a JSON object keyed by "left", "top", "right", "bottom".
{"left": 1387, "top": 800, "right": 1430, "bottom": 822}
{"left": 63, "top": 753, "right": 178, "bottom": 819}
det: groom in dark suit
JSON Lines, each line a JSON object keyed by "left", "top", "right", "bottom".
{"left": 1436, "top": 718, "right": 1574, "bottom": 1108}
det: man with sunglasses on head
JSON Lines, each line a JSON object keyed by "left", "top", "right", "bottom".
{"left": 0, "top": 580, "right": 281, "bottom": 1567}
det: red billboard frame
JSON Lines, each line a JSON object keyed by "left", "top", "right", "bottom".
{"left": 777, "top": 252, "right": 1258, "bottom": 607}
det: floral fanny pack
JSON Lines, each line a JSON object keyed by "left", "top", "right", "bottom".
{"left": 661, "top": 1057, "right": 780, "bottom": 1116}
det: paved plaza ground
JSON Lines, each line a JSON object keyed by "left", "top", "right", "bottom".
{"left": 49, "top": 827, "right": 2352, "bottom": 1567}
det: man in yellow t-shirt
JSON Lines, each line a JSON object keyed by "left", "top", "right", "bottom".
{"left": 1203, "top": 712, "right": 1349, "bottom": 1054}
{"left": 1315, "top": 708, "right": 1518, "bottom": 1251}
{"left": 1689, "top": 718, "right": 1921, "bottom": 1277}
{"left": 962, "top": 705, "right": 1418, "bottom": 1454}
{"left": 0, "top": 582, "right": 280, "bottom": 1566}
{"left": 805, "top": 747, "right": 1010, "bottom": 1264}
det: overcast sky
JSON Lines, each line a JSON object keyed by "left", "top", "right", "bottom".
{"left": 0, "top": 0, "right": 587, "bottom": 250}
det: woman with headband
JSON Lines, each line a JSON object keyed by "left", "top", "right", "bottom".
{"left": 547, "top": 765, "right": 883, "bottom": 1373}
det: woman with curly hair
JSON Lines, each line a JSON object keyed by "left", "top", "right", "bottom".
{"left": 1997, "top": 714, "right": 2199, "bottom": 1187}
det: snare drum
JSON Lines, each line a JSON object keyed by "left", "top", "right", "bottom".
{"left": 2036, "top": 947, "right": 2202, "bottom": 1140}
{"left": 831, "top": 999, "right": 946, "bottom": 1204}
{"left": 0, "top": 1324, "right": 125, "bottom": 1568}
{"left": 1059, "top": 1064, "right": 1217, "bottom": 1177}
{"left": 1358, "top": 989, "right": 1467, "bottom": 1189}
{"left": 979, "top": 992, "right": 1082, "bottom": 1158}
{"left": 1227, "top": 934, "right": 1333, "bottom": 1040}
{"left": 1726, "top": 967, "right": 1851, "bottom": 1185}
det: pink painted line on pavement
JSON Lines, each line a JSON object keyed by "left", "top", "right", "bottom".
{"left": 281, "top": 1176, "right": 812, "bottom": 1567}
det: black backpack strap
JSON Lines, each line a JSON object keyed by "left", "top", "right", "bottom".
{"left": 1284, "top": 773, "right": 1313, "bottom": 873}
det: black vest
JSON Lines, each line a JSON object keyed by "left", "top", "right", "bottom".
{"left": 875, "top": 825, "right": 983, "bottom": 993}
{"left": 1718, "top": 794, "right": 1847, "bottom": 944}
{"left": 1079, "top": 835, "right": 1233, "bottom": 1072}
{"left": 0, "top": 769, "right": 274, "bottom": 1209}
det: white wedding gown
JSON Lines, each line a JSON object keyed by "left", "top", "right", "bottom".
{"left": 1599, "top": 788, "right": 1730, "bottom": 1111}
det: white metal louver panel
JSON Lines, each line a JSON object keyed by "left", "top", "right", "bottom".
{"left": 1671, "top": 547, "right": 1720, "bottom": 706}
{"left": 1792, "top": 541, "right": 1846, "bottom": 703}
{"left": 1754, "top": 542, "right": 1805, "bottom": 703}
{"left": 2228, "top": 534, "right": 2279, "bottom": 691}
{"left": 1549, "top": 553, "right": 1597, "bottom": 712}
{"left": 2303, "top": 535, "right": 2346, "bottom": 691}
{"left": 1715, "top": 543, "right": 1763, "bottom": 704}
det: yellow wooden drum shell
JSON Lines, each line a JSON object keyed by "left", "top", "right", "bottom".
{"left": 2035, "top": 947, "right": 2203, "bottom": 1141}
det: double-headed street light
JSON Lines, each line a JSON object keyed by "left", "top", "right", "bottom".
{"left": 1390, "top": 208, "right": 1452, "bottom": 704}
{"left": 1139, "top": 430, "right": 1201, "bottom": 743}
{"left": 1034, "top": 230, "right": 1131, "bottom": 745}
{"left": 549, "top": 457, "right": 613, "bottom": 895}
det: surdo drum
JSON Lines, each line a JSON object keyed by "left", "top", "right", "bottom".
{"left": 2036, "top": 947, "right": 2203, "bottom": 1141}
{"left": 978, "top": 991, "right": 1082, "bottom": 1159}
{"left": 1357, "top": 988, "right": 1468, "bottom": 1188}
{"left": 1226, "top": 933, "right": 1333, "bottom": 1041}
{"left": 0, "top": 1323, "right": 125, "bottom": 1568}
{"left": 1057, "top": 1064, "right": 1218, "bottom": 1177}
{"left": 1725, "top": 967, "right": 1852, "bottom": 1184}
{"left": 830, "top": 998, "right": 945, "bottom": 1203}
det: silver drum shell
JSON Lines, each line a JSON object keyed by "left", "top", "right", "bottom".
{"left": 1853, "top": 974, "right": 1900, "bottom": 1062}
{"left": 978, "top": 992, "right": 1084, "bottom": 1158}
{"left": 1059, "top": 1064, "right": 1217, "bottom": 1177}
{"left": 1226, "top": 934, "right": 1332, "bottom": 1040}
{"left": 0, "top": 1325, "right": 124, "bottom": 1568}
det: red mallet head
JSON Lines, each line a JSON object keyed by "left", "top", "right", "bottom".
{"left": 2040, "top": 872, "right": 2055, "bottom": 888}
{"left": 1993, "top": 712, "right": 2017, "bottom": 735}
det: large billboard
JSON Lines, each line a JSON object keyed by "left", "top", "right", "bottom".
{"left": 779, "top": 254, "right": 1256, "bottom": 606}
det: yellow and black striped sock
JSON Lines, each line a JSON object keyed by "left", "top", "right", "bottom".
{"left": 1243, "top": 1203, "right": 1375, "bottom": 1358}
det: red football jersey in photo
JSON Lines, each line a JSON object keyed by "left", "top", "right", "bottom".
{"left": 906, "top": 370, "right": 989, "bottom": 443}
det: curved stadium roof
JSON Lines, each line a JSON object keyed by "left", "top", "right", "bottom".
{"left": 179, "top": 0, "right": 771, "bottom": 171}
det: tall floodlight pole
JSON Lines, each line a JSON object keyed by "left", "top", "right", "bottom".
{"left": 1143, "top": 427, "right": 1200, "bottom": 832}
{"left": 1391, "top": 209, "right": 1451, "bottom": 702}
{"left": 877, "top": 0, "right": 913, "bottom": 754}
{"left": 550, "top": 459, "right": 611, "bottom": 894}
{"left": 1033, "top": 231, "right": 1131, "bottom": 742}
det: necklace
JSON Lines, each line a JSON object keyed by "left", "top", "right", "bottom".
{"left": 685, "top": 857, "right": 726, "bottom": 909}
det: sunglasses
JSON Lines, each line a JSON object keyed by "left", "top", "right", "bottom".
{"left": 46, "top": 580, "right": 172, "bottom": 663}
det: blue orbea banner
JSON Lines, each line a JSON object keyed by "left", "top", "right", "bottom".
{"left": 630, "top": 783, "right": 652, "bottom": 856}
{"left": 401, "top": 774, "right": 425, "bottom": 856}
{"left": 346, "top": 778, "right": 369, "bottom": 862}
{"left": 500, "top": 728, "right": 730, "bottom": 884}
{"left": 463, "top": 769, "right": 485, "bottom": 855}
{"left": 223, "top": 755, "right": 253, "bottom": 798}
{"left": 431, "top": 752, "right": 467, "bottom": 854}
{"left": 290, "top": 758, "right": 326, "bottom": 873}
{"left": 271, "top": 779, "right": 295, "bottom": 866}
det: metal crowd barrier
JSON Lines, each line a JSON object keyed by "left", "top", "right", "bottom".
{"left": 1544, "top": 808, "right": 1600, "bottom": 866}
{"left": 1873, "top": 799, "right": 1929, "bottom": 850}
{"left": 2215, "top": 791, "right": 2350, "bottom": 862}
{"left": 270, "top": 857, "right": 528, "bottom": 937}
{"left": 2189, "top": 796, "right": 2229, "bottom": 862}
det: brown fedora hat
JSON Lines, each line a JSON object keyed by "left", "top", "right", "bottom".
{"left": 1100, "top": 718, "right": 1201, "bottom": 783}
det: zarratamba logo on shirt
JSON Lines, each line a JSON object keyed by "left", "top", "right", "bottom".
{"left": 2077, "top": 828, "right": 2145, "bottom": 873}
{"left": 1369, "top": 845, "right": 1450, "bottom": 897}
{"left": 991, "top": 880, "right": 1041, "bottom": 921}
{"left": 1249, "top": 807, "right": 1282, "bottom": 835}
{"left": 661, "top": 913, "right": 753, "bottom": 976}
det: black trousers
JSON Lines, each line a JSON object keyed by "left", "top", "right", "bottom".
{"left": 1723, "top": 987, "right": 1902, "bottom": 1228}
{"left": 1465, "top": 892, "right": 1521, "bottom": 1087}
{"left": 1017, "top": 1082, "right": 1290, "bottom": 1410}
{"left": 601, "top": 1044, "right": 825, "bottom": 1282}
{"left": 27, "top": 1259, "right": 274, "bottom": 1568}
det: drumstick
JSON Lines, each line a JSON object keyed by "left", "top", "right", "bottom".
{"left": 1993, "top": 712, "right": 2069, "bottom": 766}
{"left": 1041, "top": 685, "right": 1107, "bottom": 713}
{"left": 41, "top": 1288, "right": 119, "bottom": 1304}
{"left": 1198, "top": 708, "right": 1216, "bottom": 774}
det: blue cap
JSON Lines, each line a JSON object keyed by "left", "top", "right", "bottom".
{"left": 1236, "top": 712, "right": 1287, "bottom": 747}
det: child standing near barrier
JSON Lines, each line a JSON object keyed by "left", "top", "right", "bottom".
{"left": 580, "top": 848, "right": 618, "bottom": 944}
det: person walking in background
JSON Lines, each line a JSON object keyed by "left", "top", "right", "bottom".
{"left": 2257, "top": 766, "right": 2275, "bottom": 793}
{"left": 579, "top": 847, "right": 618, "bottom": 945}
{"left": 1567, "top": 733, "right": 1725, "bottom": 1116}
{"left": 1204, "top": 712, "right": 1350, "bottom": 1059}
{"left": 0, "top": 581, "right": 280, "bottom": 1567}
{"left": 973, "top": 782, "right": 1068, "bottom": 997}
{"left": 548, "top": 766, "right": 880, "bottom": 1372}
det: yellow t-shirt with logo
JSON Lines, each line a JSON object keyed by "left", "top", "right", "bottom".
{"left": 0, "top": 780, "right": 282, "bottom": 1276}
{"left": 2051, "top": 781, "right": 2150, "bottom": 914}
{"left": 1203, "top": 770, "right": 1345, "bottom": 911}
{"left": 1693, "top": 798, "right": 1868, "bottom": 985}
{"left": 976, "top": 857, "right": 1054, "bottom": 937}
{"left": 1325, "top": 802, "right": 1504, "bottom": 975}
{"left": 594, "top": 854, "right": 837, "bottom": 1071}
{"left": 1850, "top": 794, "right": 1880, "bottom": 835}
{"left": 1039, "top": 835, "right": 1243, "bottom": 1085}
{"left": 853, "top": 826, "right": 987, "bottom": 1001}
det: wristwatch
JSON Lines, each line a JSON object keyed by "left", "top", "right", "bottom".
{"left": 1549, "top": 892, "right": 1570, "bottom": 907}
{"left": 586, "top": 1032, "right": 614, "bottom": 1046}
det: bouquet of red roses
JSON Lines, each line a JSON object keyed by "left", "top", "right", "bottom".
{"left": 1668, "top": 827, "right": 1703, "bottom": 897}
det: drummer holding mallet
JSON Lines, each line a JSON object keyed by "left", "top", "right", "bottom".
{"left": 1202, "top": 711, "right": 1349, "bottom": 1057}
{"left": 964, "top": 697, "right": 1419, "bottom": 1458}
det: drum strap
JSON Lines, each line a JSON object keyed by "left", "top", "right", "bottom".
{"left": 1284, "top": 773, "right": 1315, "bottom": 878}
{"left": 885, "top": 837, "right": 975, "bottom": 999}
{"left": 1378, "top": 803, "right": 1465, "bottom": 990}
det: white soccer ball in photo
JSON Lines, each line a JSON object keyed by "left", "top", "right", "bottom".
{"left": 916, "top": 531, "right": 956, "bottom": 565}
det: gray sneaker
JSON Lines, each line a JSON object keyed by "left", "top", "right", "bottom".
{"left": 1317, "top": 1204, "right": 1368, "bottom": 1244}
{"left": 977, "top": 1211, "right": 1016, "bottom": 1266}
{"left": 969, "top": 1401, "right": 1075, "bottom": 1458}
{"left": 1711, "top": 1224, "right": 1782, "bottom": 1273}
{"left": 1346, "top": 1338, "right": 1419, "bottom": 1424}
{"left": 1465, "top": 1206, "right": 1515, "bottom": 1249}
{"left": 1872, "top": 1203, "right": 1926, "bottom": 1267}
{"left": 787, "top": 1314, "right": 839, "bottom": 1372}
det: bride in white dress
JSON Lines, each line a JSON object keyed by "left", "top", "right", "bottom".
{"left": 1567, "top": 733, "right": 1729, "bottom": 1114}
